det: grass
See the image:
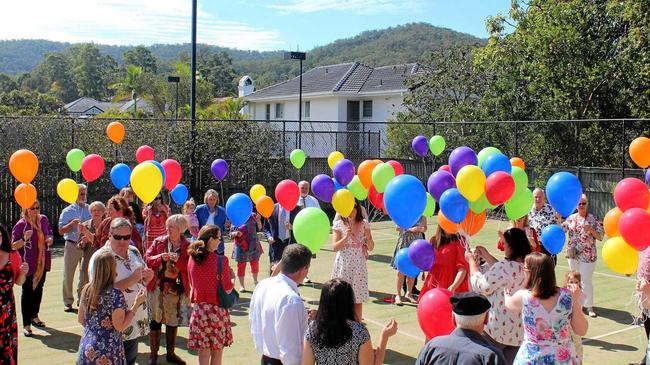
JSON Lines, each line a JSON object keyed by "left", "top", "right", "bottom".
{"left": 16, "top": 217, "right": 646, "bottom": 364}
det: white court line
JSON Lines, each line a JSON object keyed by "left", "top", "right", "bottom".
{"left": 583, "top": 325, "right": 641, "bottom": 343}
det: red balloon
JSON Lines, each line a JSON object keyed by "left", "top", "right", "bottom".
{"left": 417, "top": 288, "right": 455, "bottom": 340}
{"left": 368, "top": 186, "right": 384, "bottom": 209}
{"left": 485, "top": 171, "right": 515, "bottom": 205}
{"left": 161, "top": 159, "right": 182, "bottom": 190}
{"left": 275, "top": 180, "right": 300, "bottom": 211}
{"left": 619, "top": 208, "right": 650, "bottom": 251}
{"left": 386, "top": 160, "right": 404, "bottom": 176}
{"left": 136, "top": 145, "right": 155, "bottom": 163}
{"left": 81, "top": 154, "right": 105, "bottom": 182}
{"left": 439, "top": 165, "right": 451, "bottom": 173}
{"left": 614, "top": 178, "right": 650, "bottom": 211}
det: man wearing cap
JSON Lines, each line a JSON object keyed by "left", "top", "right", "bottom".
{"left": 415, "top": 292, "right": 506, "bottom": 365}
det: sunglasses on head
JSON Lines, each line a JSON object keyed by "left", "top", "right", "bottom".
{"left": 111, "top": 234, "right": 131, "bottom": 241}
{"left": 29, "top": 206, "right": 40, "bottom": 211}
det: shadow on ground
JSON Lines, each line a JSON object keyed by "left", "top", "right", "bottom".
{"left": 583, "top": 338, "right": 638, "bottom": 352}
{"left": 384, "top": 349, "right": 417, "bottom": 365}
{"left": 594, "top": 306, "right": 636, "bottom": 326}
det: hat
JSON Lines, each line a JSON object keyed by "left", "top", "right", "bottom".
{"left": 450, "top": 292, "right": 491, "bottom": 316}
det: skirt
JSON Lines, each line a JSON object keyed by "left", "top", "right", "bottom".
{"left": 188, "top": 303, "right": 233, "bottom": 350}
{"left": 148, "top": 284, "right": 191, "bottom": 327}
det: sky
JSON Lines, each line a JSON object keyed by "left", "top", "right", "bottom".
{"left": 0, "top": 0, "right": 511, "bottom": 51}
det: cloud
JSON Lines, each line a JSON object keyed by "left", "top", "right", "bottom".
{"left": 267, "top": 0, "right": 425, "bottom": 14}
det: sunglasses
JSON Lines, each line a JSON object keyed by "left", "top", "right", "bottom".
{"left": 154, "top": 197, "right": 162, "bottom": 201}
{"left": 111, "top": 234, "right": 132, "bottom": 241}
{"left": 29, "top": 206, "right": 40, "bottom": 210}
{"left": 578, "top": 202, "right": 587, "bottom": 206}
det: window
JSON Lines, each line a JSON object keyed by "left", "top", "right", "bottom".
{"left": 265, "top": 104, "right": 271, "bottom": 120}
{"left": 304, "top": 101, "right": 310, "bottom": 118}
{"left": 362, "top": 100, "right": 373, "bottom": 118}
{"left": 274, "top": 103, "right": 284, "bottom": 119}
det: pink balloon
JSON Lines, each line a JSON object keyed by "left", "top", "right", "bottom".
{"left": 614, "top": 178, "right": 649, "bottom": 211}
{"left": 386, "top": 160, "right": 404, "bottom": 176}
{"left": 161, "top": 159, "right": 182, "bottom": 190}
{"left": 439, "top": 165, "right": 452, "bottom": 173}
{"left": 485, "top": 171, "right": 515, "bottom": 205}
{"left": 619, "top": 208, "right": 650, "bottom": 251}
{"left": 136, "top": 145, "right": 155, "bottom": 163}
{"left": 417, "top": 288, "right": 454, "bottom": 340}
{"left": 275, "top": 180, "right": 300, "bottom": 211}
{"left": 81, "top": 154, "right": 105, "bottom": 182}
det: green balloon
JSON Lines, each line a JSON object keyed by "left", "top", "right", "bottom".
{"left": 293, "top": 207, "right": 330, "bottom": 253}
{"left": 66, "top": 148, "right": 85, "bottom": 172}
{"left": 347, "top": 175, "right": 368, "bottom": 201}
{"left": 469, "top": 193, "right": 496, "bottom": 214}
{"left": 423, "top": 193, "right": 436, "bottom": 217}
{"left": 477, "top": 147, "right": 502, "bottom": 168}
{"left": 429, "top": 135, "right": 446, "bottom": 156}
{"left": 371, "top": 163, "right": 395, "bottom": 193}
{"left": 511, "top": 166, "right": 529, "bottom": 195}
{"left": 505, "top": 188, "right": 534, "bottom": 220}
{"left": 289, "top": 149, "right": 306, "bottom": 169}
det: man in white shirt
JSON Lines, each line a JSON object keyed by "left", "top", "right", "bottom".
{"left": 297, "top": 181, "right": 320, "bottom": 209}
{"left": 249, "top": 244, "right": 312, "bottom": 365}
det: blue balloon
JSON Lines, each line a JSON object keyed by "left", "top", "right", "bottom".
{"left": 384, "top": 174, "right": 427, "bottom": 229}
{"left": 481, "top": 153, "right": 512, "bottom": 176}
{"left": 540, "top": 224, "right": 566, "bottom": 255}
{"left": 439, "top": 188, "right": 469, "bottom": 223}
{"left": 332, "top": 177, "right": 344, "bottom": 191}
{"left": 110, "top": 163, "right": 131, "bottom": 190}
{"left": 546, "top": 172, "right": 582, "bottom": 217}
{"left": 395, "top": 247, "right": 420, "bottom": 278}
{"left": 146, "top": 160, "right": 167, "bottom": 187}
{"left": 170, "top": 184, "right": 189, "bottom": 205}
{"left": 226, "top": 193, "right": 253, "bottom": 227}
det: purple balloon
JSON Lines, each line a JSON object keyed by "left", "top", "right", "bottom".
{"left": 448, "top": 146, "right": 478, "bottom": 176}
{"left": 408, "top": 239, "right": 435, "bottom": 271}
{"left": 646, "top": 169, "right": 650, "bottom": 185}
{"left": 211, "top": 159, "right": 229, "bottom": 181}
{"left": 412, "top": 135, "right": 429, "bottom": 158}
{"left": 333, "top": 159, "right": 355, "bottom": 186}
{"left": 427, "top": 170, "right": 456, "bottom": 201}
{"left": 311, "top": 174, "right": 336, "bottom": 203}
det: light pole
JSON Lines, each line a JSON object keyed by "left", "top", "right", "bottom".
{"left": 190, "top": 0, "right": 197, "bottom": 190}
{"left": 284, "top": 51, "right": 306, "bottom": 149}
{"left": 167, "top": 76, "right": 180, "bottom": 120}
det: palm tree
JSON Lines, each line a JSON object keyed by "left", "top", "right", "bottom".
{"left": 109, "top": 64, "right": 144, "bottom": 115}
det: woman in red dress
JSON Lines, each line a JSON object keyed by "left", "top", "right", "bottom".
{"left": 420, "top": 226, "right": 469, "bottom": 299}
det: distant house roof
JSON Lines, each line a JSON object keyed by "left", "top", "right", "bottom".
{"left": 119, "top": 98, "right": 153, "bottom": 114}
{"left": 246, "top": 62, "right": 419, "bottom": 101}
{"left": 64, "top": 96, "right": 152, "bottom": 117}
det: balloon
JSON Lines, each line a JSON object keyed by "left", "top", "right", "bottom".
{"left": 510, "top": 157, "right": 526, "bottom": 170}
{"left": 170, "top": 184, "right": 189, "bottom": 205}
{"left": 311, "top": 175, "right": 335, "bottom": 203}
{"left": 9, "top": 149, "right": 39, "bottom": 183}
{"left": 161, "top": 159, "right": 182, "bottom": 190}
{"left": 408, "top": 239, "right": 435, "bottom": 271}
{"left": 110, "top": 163, "right": 131, "bottom": 190}
{"left": 358, "top": 160, "right": 380, "bottom": 188}
{"left": 145, "top": 160, "right": 167, "bottom": 187}
{"left": 505, "top": 188, "right": 534, "bottom": 220}
{"left": 211, "top": 159, "right": 229, "bottom": 181}
{"left": 255, "top": 196, "right": 275, "bottom": 219}
{"left": 418, "top": 288, "right": 454, "bottom": 339}
{"left": 647, "top": 169, "right": 650, "bottom": 185}
{"left": 333, "top": 178, "right": 345, "bottom": 191}
{"left": 293, "top": 208, "right": 330, "bottom": 253}
{"left": 429, "top": 135, "right": 445, "bottom": 156}
{"left": 368, "top": 186, "right": 384, "bottom": 209}
{"left": 81, "top": 154, "right": 105, "bottom": 182}
{"left": 130, "top": 162, "right": 163, "bottom": 204}
{"left": 448, "top": 146, "right": 478, "bottom": 176}
{"left": 412, "top": 135, "right": 429, "bottom": 157}
{"left": 371, "top": 163, "right": 395, "bottom": 193}
{"left": 290, "top": 149, "right": 306, "bottom": 169}
{"left": 614, "top": 178, "right": 650, "bottom": 211}
{"left": 386, "top": 160, "right": 404, "bottom": 176}
{"left": 540, "top": 224, "right": 565, "bottom": 254}
{"left": 485, "top": 171, "right": 515, "bottom": 206}
{"left": 602, "top": 236, "right": 638, "bottom": 275}
{"left": 603, "top": 207, "right": 622, "bottom": 238}
{"left": 275, "top": 179, "right": 300, "bottom": 210}
{"left": 630, "top": 137, "right": 650, "bottom": 168}
{"left": 106, "top": 121, "right": 125, "bottom": 144}
{"left": 225, "top": 193, "right": 253, "bottom": 227}
{"left": 384, "top": 175, "right": 427, "bottom": 229}
{"left": 439, "top": 165, "right": 451, "bottom": 173}
{"left": 427, "top": 171, "right": 456, "bottom": 202}
{"left": 57, "top": 178, "right": 79, "bottom": 204}
{"left": 135, "top": 145, "right": 155, "bottom": 163}
{"left": 439, "top": 188, "right": 469, "bottom": 224}
{"left": 250, "top": 184, "right": 266, "bottom": 203}
{"left": 481, "top": 153, "right": 511, "bottom": 177}
{"left": 327, "top": 151, "right": 344, "bottom": 169}
{"left": 546, "top": 172, "right": 582, "bottom": 217}
{"left": 511, "top": 166, "right": 529, "bottom": 194}
{"left": 477, "top": 147, "right": 501, "bottom": 168}
{"left": 437, "top": 211, "right": 460, "bottom": 234}
{"left": 332, "top": 189, "right": 355, "bottom": 217}
{"left": 423, "top": 193, "right": 436, "bottom": 217}
{"left": 460, "top": 210, "right": 487, "bottom": 236}
{"left": 14, "top": 183, "right": 37, "bottom": 209}
{"left": 456, "top": 165, "right": 486, "bottom": 202}
{"left": 333, "top": 159, "right": 355, "bottom": 186}
{"left": 347, "top": 176, "right": 368, "bottom": 201}
{"left": 395, "top": 247, "right": 420, "bottom": 278}
{"left": 618, "top": 208, "right": 650, "bottom": 251}
{"left": 469, "top": 193, "right": 494, "bottom": 214}
{"left": 66, "top": 149, "right": 85, "bottom": 172}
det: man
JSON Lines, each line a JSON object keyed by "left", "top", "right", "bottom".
{"left": 264, "top": 203, "right": 299, "bottom": 275}
{"left": 528, "top": 188, "right": 561, "bottom": 265}
{"left": 249, "top": 244, "right": 312, "bottom": 365}
{"left": 58, "top": 183, "right": 91, "bottom": 312}
{"left": 89, "top": 218, "right": 154, "bottom": 365}
{"left": 195, "top": 189, "right": 229, "bottom": 254}
{"left": 415, "top": 292, "right": 506, "bottom": 365}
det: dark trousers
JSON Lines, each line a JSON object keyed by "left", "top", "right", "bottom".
{"left": 484, "top": 332, "right": 519, "bottom": 365}
{"left": 123, "top": 338, "right": 138, "bottom": 365}
{"left": 261, "top": 355, "right": 283, "bottom": 365}
{"left": 269, "top": 238, "right": 290, "bottom": 264}
{"left": 21, "top": 272, "right": 46, "bottom": 327}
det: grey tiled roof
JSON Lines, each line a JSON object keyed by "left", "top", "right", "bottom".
{"left": 63, "top": 97, "right": 121, "bottom": 115}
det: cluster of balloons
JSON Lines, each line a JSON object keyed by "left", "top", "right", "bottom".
{"left": 9, "top": 149, "right": 39, "bottom": 208}
{"left": 412, "top": 135, "right": 446, "bottom": 158}
{"left": 394, "top": 239, "right": 435, "bottom": 279}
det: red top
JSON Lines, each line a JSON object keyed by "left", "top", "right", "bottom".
{"left": 144, "top": 210, "right": 168, "bottom": 252}
{"left": 145, "top": 234, "right": 190, "bottom": 292}
{"left": 188, "top": 253, "right": 233, "bottom": 305}
{"left": 94, "top": 217, "right": 143, "bottom": 254}
{"left": 420, "top": 238, "right": 469, "bottom": 299}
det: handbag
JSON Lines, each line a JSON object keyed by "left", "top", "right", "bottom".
{"left": 217, "top": 256, "right": 239, "bottom": 309}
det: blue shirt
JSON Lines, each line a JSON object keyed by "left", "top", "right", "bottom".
{"left": 58, "top": 203, "right": 91, "bottom": 242}
{"left": 195, "top": 203, "right": 228, "bottom": 254}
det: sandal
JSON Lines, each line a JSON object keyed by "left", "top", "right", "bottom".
{"left": 394, "top": 295, "right": 403, "bottom": 306}
{"left": 31, "top": 319, "right": 46, "bottom": 328}
{"left": 23, "top": 328, "right": 33, "bottom": 337}
{"left": 404, "top": 294, "right": 418, "bottom": 304}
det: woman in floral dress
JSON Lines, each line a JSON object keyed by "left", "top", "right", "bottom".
{"left": 390, "top": 216, "right": 426, "bottom": 305}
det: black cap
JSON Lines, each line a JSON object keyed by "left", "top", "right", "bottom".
{"left": 450, "top": 292, "right": 491, "bottom": 315}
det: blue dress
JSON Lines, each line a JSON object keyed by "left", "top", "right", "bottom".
{"left": 77, "top": 288, "right": 128, "bottom": 365}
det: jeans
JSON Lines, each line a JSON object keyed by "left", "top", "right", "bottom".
{"left": 123, "top": 339, "right": 139, "bottom": 365}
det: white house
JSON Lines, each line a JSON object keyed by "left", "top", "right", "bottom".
{"left": 242, "top": 62, "right": 419, "bottom": 157}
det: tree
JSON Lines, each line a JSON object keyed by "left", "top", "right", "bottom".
{"left": 123, "top": 46, "right": 158, "bottom": 73}
{"left": 197, "top": 97, "right": 248, "bottom": 120}
{"left": 39, "top": 53, "right": 78, "bottom": 102}
{"left": 110, "top": 64, "right": 144, "bottom": 113}
{"left": 0, "top": 90, "right": 62, "bottom": 115}
{"left": 198, "top": 49, "right": 237, "bottom": 97}
{"left": 0, "top": 73, "right": 17, "bottom": 93}
{"left": 72, "top": 44, "right": 113, "bottom": 99}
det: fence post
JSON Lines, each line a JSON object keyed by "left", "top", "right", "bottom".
{"left": 282, "top": 121, "right": 287, "bottom": 179}
{"left": 514, "top": 121, "right": 519, "bottom": 156}
{"left": 621, "top": 120, "right": 626, "bottom": 179}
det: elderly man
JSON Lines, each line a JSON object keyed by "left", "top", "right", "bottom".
{"left": 297, "top": 180, "right": 320, "bottom": 209}
{"left": 528, "top": 188, "right": 561, "bottom": 265}
{"left": 195, "top": 189, "right": 229, "bottom": 254}
{"left": 415, "top": 292, "right": 506, "bottom": 365}
{"left": 58, "top": 183, "right": 91, "bottom": 312}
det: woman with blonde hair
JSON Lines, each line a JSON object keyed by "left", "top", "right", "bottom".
{"left": 195, "top": 190, "right": 228, "bottom": 254}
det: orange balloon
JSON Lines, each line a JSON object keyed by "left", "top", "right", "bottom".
{"left": 460, "top": 210, "right": 487, "bottom": 236}
{"left": 255, "top": 195, "right": 275, "bottom": 219}
{"left": 603, "top": 207, "right": 623, "bottom": 238}
{"left": 9, "top": 149, "right": 39, "bottom": 183}
{"left": 14, "top": 183, "right": 37, "bottom": 209}
{"left": 510, "top": 157, "right": 526, "bottom": 170}
{"left": 629, "top": 137, "right": 650, "bottom": 168}
{"left": 437, "top": 211, "right": 460, "bottom": 234}
{"left": 106, "top": 121, "right": 126, "bottom": 144}
{"left": 358, "top": 160, "right": 380, "bottom": 188}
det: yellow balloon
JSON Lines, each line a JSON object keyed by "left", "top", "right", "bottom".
{"left": 332, "top": 189, "right": 355, "bottom": 217}
{"left": 328, "top": 151, "right": 344, "bottom": 170}
{"left": 130, "top": 162, "right": 163, "bottom": 204}
{"left": 250, "top": 184, "right": 266, "bottom": 202}
{"left": 57, "top": 178, "right": 79, "bottom": 204}
{"left": 602, "top": 236, "right": 638, "bottom": 275}
{"left": 456, "top": 165, "right": 486, "bottom": 202}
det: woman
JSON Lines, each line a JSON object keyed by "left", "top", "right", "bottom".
{"left": 78, "top": 201, "right": 106, "bottom": 294}
{"left": 0, "top": 224, "right": 28, "bottom": 363}
{"left": 419, "top": 226, "right": 469, "bottom": 299}
{"left": 143, "top": 194, "right": 171, "bottom": 253}
{"left": 563, "top": 194, "right": 603, "bottom": 318}
{"left": 90, "top": 196, "right": 143, "bottom": 255}
{"left": 11, "top": 200, "right": 53, "bottom": 337}
{"left": 120, "top": 187, "right": 144, "bottom": 237}
{"left": 467, "top": 227, "right": 532, "bottom": 364}
{"left": 331, "top": 201, "right": 375, "bottom": 322}
{"left": 302, "top": 278, "right": 397, "bottom": 365}
{"left": 505, "top": 253, "right": 588, "bottom": 364}
{"left": 195, "top": 190, "right": 228, "bottom": 254}
{"left": 498, "top": 216, "right": 541, "bottom": 253}
{"left": 187, "top": 225, "right": 234, "bottom": 365}
{"left": 390, "top": 216, "right": 426, "bottom": 305}
{"left": 145, "top": 214, "right": 191, "bottom": 365}
{"left": 77, "top": 251, "right": 147, "bottom": 365}
{"left": 231, "top": 213, "right": 263, "bottom": 292}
